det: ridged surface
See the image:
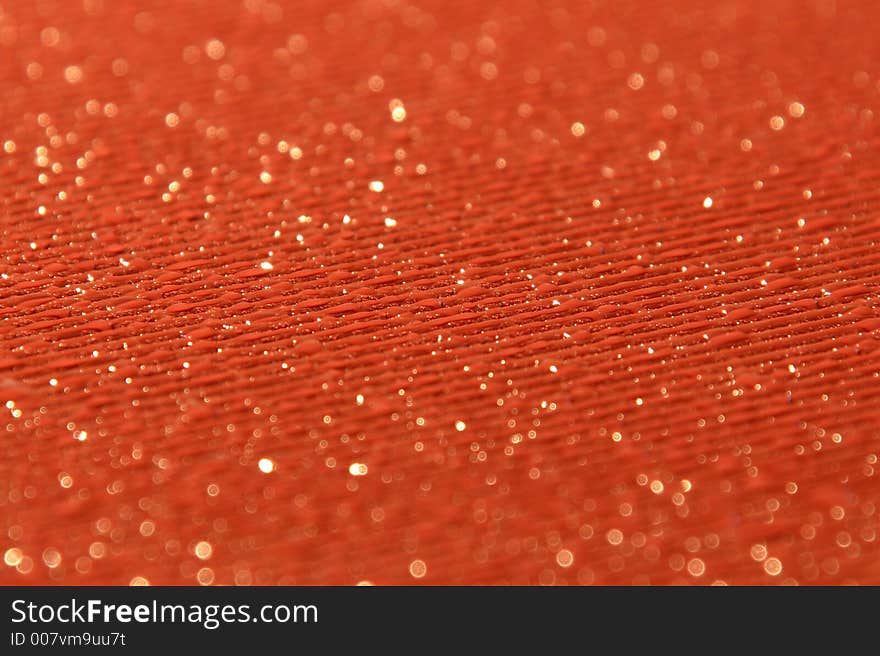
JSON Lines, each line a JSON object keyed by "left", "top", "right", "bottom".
{"left": 1, "top": 0, "right": 879, "bottom": 585}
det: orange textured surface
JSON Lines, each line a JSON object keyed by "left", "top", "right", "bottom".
{"left": 1, "top": 0, "right": 880, "bottom": 585}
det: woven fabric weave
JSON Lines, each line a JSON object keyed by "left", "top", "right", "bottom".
{"left": 1, "top": 0, "right": 879, "bottom": 585}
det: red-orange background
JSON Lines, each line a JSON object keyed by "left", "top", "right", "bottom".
{"left": 1, "top": 0, "right": 879, "bottom": 585}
